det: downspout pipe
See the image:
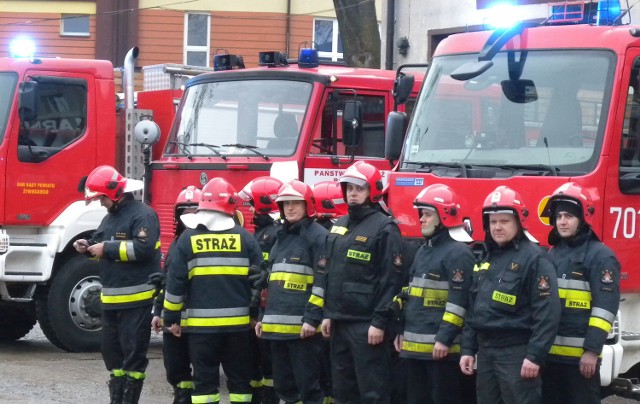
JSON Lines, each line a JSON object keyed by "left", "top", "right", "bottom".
{"left": 385, "top": 0, "right": 395, "bottom": 70}
{"left": 286, "top": 0, "right": 291, "bottom": 57}
{"left": 124, "top": 47, "right": 139, "bottom": 109}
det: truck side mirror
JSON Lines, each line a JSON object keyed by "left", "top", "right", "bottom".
{"left": 18, "top": 81, "right": 38, "bottom": 123}
{"left": 342, "top": 100, "right": 362, "bottom": 147}
{"left": 385, "top": 111, "right": 407, "bottom": 162}
{"left": 393, "top": 74, "right": 415, "bottom": 106}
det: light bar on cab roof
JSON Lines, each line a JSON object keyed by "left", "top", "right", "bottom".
{"left": 299, "top": 48, "right": 319, "bottom": 68}
{"left": 484, "top": 3, "right": 523, "bottom": 29}
{"left": 596, "top": 0, "right": 622, "bottom": 25}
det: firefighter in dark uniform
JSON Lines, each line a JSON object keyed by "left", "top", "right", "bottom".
{"left": 238, "top": 176, "right": 283, "bottom": 404}
{"left": 74, "top": 165, "right": 161, "bottom": 404}
{"left": 321, "top": 161, "right": 405, "bottom": 404}
{"left": 150, "top": 186, "right": 201, "bottom": 404}
{"left": 539, "top": 182, "right": 620, "bottom": 404}
{"left": 162, "top": 177, "right": 266, "bottom": 404}
{"left": 460, "top": 185, "right": 561, "bottom": 404}
{"left": 255, "top": 179, "right": 328, "bottom": 404}
{"left": 394, "top": 184, "right": 475, "bottom": 404}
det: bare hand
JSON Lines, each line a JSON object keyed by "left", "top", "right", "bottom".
{"left": 394, "top": 334, "right": 404, "bottom": 352}
{"left": 87, "top": 242, "right": 105, "bottom": 258}
{"left": 368, "top": 325, "right": 384, "bottom": 345}
{"left": 255, "top": 322, "right": 263, "bottom": 338}
{"left": 168, "top": 324, "right": 181, "bottom": 338}
{"left": 321, "top": 319, "right": 332, "bottom": 338}
{"left": 73, "top": 239, "right": 89, "bottom": 253}
{"left": 579, "top": 350, "right": 598, "bottom": 378}
{"left": 460, "top": 355, "right": 475, "bottom": 375}
{"left": 520, "top": 358, "right": 540, "bottom": 379}
{"left": 300, "top": 322, "right": 316, "bottom": 339}
{"left": 151, "top": 316, "right": 162, "bottom": 333}
{"left": 433, "top": 341, "right": 450, "bottom": 360}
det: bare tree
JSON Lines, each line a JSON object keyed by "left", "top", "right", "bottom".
{"left": 333, "top": 0, "right": 381, "bottom": 68}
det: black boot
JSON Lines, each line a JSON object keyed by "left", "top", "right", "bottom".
{"left": 173, "top": 385, "right": 193, "bottom": 404}
{"left": 262, "top": 386, "right": 278, "bottom": 404}
{"left": 108, "top": 376, "right": 124, "bottom": 404}
{"left": 251, "top": 386, "right": 263, "bottom": 404}
{"left": 122, "top": 376, "right": 144, "bottom": 404}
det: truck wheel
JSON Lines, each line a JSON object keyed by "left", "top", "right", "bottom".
{"left": 0, "top": 301, "right": 37, "bottom": 340}
{"left": 36, "top": 255, "right": 102, "bottom": 352}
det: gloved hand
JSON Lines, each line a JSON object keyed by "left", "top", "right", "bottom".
{"left": 389, "top": 287, "right": 409, "bottom": 318}
{"left": 248, "top": 265, "right": 268, "bottom": 289}
{"left": 147, "top": 272, "right": 166, "bottom": 297}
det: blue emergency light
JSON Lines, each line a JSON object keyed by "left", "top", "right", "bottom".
{"left": 299, "top": 48, "right": 319, "bottom": 68}
{"left": 213, "top": 53, "right": 245, "bottom": 71}
{"left": 484, "top": 3, "right": 522, "bottom": 29}
{"left": 596, "top": 0, "right": 622, "bottom": 25}
{"left": 9, "top": 37, "right": 36, "bottom": 59}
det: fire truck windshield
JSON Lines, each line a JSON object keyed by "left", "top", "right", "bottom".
{"left": 165, "top": 79, "right": 312, "bottom": 158}
{"left": 402, "top": 50, "right": 614, "bottom": 177}
{"left": 0, "top": 72, "right": 18, "bottom": 143}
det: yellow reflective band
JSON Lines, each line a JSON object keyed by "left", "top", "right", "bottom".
{"left": 492, "top": 290, "right": 516, "bottom": 305}
{"left": 262, "top": 252, "right": 269, "bottom": 261}
{"left": 262, "top": 323, "right": 303, "bottom": 334}
{"left": 330, "top": 226, "right": 348, "bottom": 235}
{"left": 565, "top": 299, "right": 590, "bottom": 309}
{"left": 250, "top": 379, "right": 263, "bottom": 388}
{"left": 402, "top": 340, "right": 461, "bottom": 354}
{"left": 269, "top": 272, "right": 313, "bottom": 285}
{"left": 474, "top": 263, "right": 490, "bottom": 272}
{"left": 186, "top": 316, "right": 250, "bottom": 327}
{"left": 442, "top": 312, "right": 464, "bottom": 327}
{"left": 180, "top": 318, "right": 188, "bottom": 327}
{"left": 177, "top": 381, "right": 193, "bottom": 389}
{"left": 309, "top": 294, "right": 325, "bottom": 308}
{"left": 261, "top": 378, "right": 273, "bottom": 387}
{"left": 192, "top": 392, "right": 221, "bottom": 403}
{"left": 346, "top": 249, "right": 371, "bottom": 262}
{"left": 188, "top": 266, "right": 249, "bottom": 279}
{"left": 155, "top": 240, "right": 161, "bottom": 249}
{"left": 589, "top": 317, "right": 613, "bottom": 333}
{"left": 425, "top": 289, "right": 448, "bottom": 299}
{"left": 126, "top": 371, "right": 145, "bottom": 380}
{"left": 559, "top": 288, "right": 591, "bottom": 301}
{"left": 549, "top": 345, "right": 584, "bottom": 358}
{"left": 191, "top": 234, "right": 241, "bottom": 253}
{"left": 163, "top": 300, "right": 184, "bottom": 312}
{"left": 229, "top": 393, "right": 253, "bottom": 403}
{"left": 112, "top": 369, "right": 125, "bottom": 377}
{"left": 101, "top": 289, "right": 155, "bottom": 304}
{"left": 119, "top": 242, "right": 129, "bottom": 261}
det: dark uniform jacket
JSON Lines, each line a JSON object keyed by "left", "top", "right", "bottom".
{"left": 324, "top": 205, "right": 404, "bottom": 330}
{"left": 261, "top": 218, "right": 328, "bottom": 340}
{"left": 90, "top": 194, "right": 161, "bottom": 310}
{"left": 163, "top": 223, "right": 263, "bottom": 333}
{"left": 254, "top": 215, "right": 280, "bottom": 262}
{"left": 547, "top": 229, "right": 620, "bottom": 363}
{"left": 399, "top": 229, "right": 474, "bottom": 360}
{"left": 461, "top": 236, "right": 561, "bottom": 365}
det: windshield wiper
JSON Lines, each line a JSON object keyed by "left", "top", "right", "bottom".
{"left": 474, "top": 163, "right": 559, "bottom": 176}
{"left": 404, "top": 161, "right": 469, "bottom": 177}
{"left": 168, "top": 141, "right": 193, "bottom": 160}
{"left": 222, "top": 144, "right": 270, "bottom": 161}
{"left": 188, "top": 143, "right": 227, "bottom": 160}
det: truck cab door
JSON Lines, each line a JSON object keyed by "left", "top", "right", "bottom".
{"left": 304, "top": 90, "right": 392, "bottom": 186}
{"left": 4, "top": 73, "right": 96, "bottom": 226}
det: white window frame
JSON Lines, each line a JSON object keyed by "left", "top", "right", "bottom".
{"left": 183, "top": 13, "right": 211, "bottom": 67}
{"left": 60, "top": 14, "right": 90, "bottom": 37}
{"left": 313, "top": 18, "right": 343, "bottom": 62}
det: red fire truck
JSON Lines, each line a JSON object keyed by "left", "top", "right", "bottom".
{"left": 0, "top": 46, "right": 423, "bottom": 351}
{"left": 383, "top": 0, "right": 640, "bottom": 397}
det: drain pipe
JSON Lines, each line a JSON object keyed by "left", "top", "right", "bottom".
{"left": 286, "top": 0, "right": 291, "bottom": 57}
{"left": 385, "top": 0, "right": 395, "bottom": 70}
{"left": 124, "top": 47, "right": 139, "bottom": 109}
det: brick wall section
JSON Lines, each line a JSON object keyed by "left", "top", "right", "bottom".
{"left": 0, "top": 12, "right": 96, "bottom": 59}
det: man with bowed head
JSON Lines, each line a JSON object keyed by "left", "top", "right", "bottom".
{"left": 540, "top": 182, "right": 620, "bottom": 404}
{"left": 460, "top": 185, "right": 560, "bottom": 404}
{"left": 321, "top": 161, "right": 405, "bottom": 403}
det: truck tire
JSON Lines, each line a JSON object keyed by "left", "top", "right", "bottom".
{"left": 36, "top": 255, "right": 102, "bottom": 352}
{"left": 0, "top": 301, "right": 37, "bottom": 340}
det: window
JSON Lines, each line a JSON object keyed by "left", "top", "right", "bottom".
{"left": 184, "top": 13, "right": 210, "bottom": 67}
{"left": 60, "top": 14, "right": 90, "bottom": 37}
{"left": 314, "top": 18, "right": 343, "bottom": 62}
{"left": 620, "top": 57, "right": 640, "bottom": 193}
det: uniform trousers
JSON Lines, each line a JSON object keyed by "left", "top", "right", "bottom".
{"left": 162, "top": 331, "right": 192, "bottom": 386}
{"left": 330, "top": 320, "right": 391, "bottom": 404}
{"left": 101, "top": 305, "right": 152, "bottom": 375}
{"left": 270, "top": 335, "right": 324, "bottom": 404}
{"left": 406, "top": 358, "right": 463, "bottom": 404}
{"left": 542, "top": 360, "right": 600, "bottom": 404}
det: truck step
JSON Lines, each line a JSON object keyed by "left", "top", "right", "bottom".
{"left": 621, "top": 331, "right": 640, "bottom": 341}
{"left": 610, "top": 378, "right": 640, "bottom": 400}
